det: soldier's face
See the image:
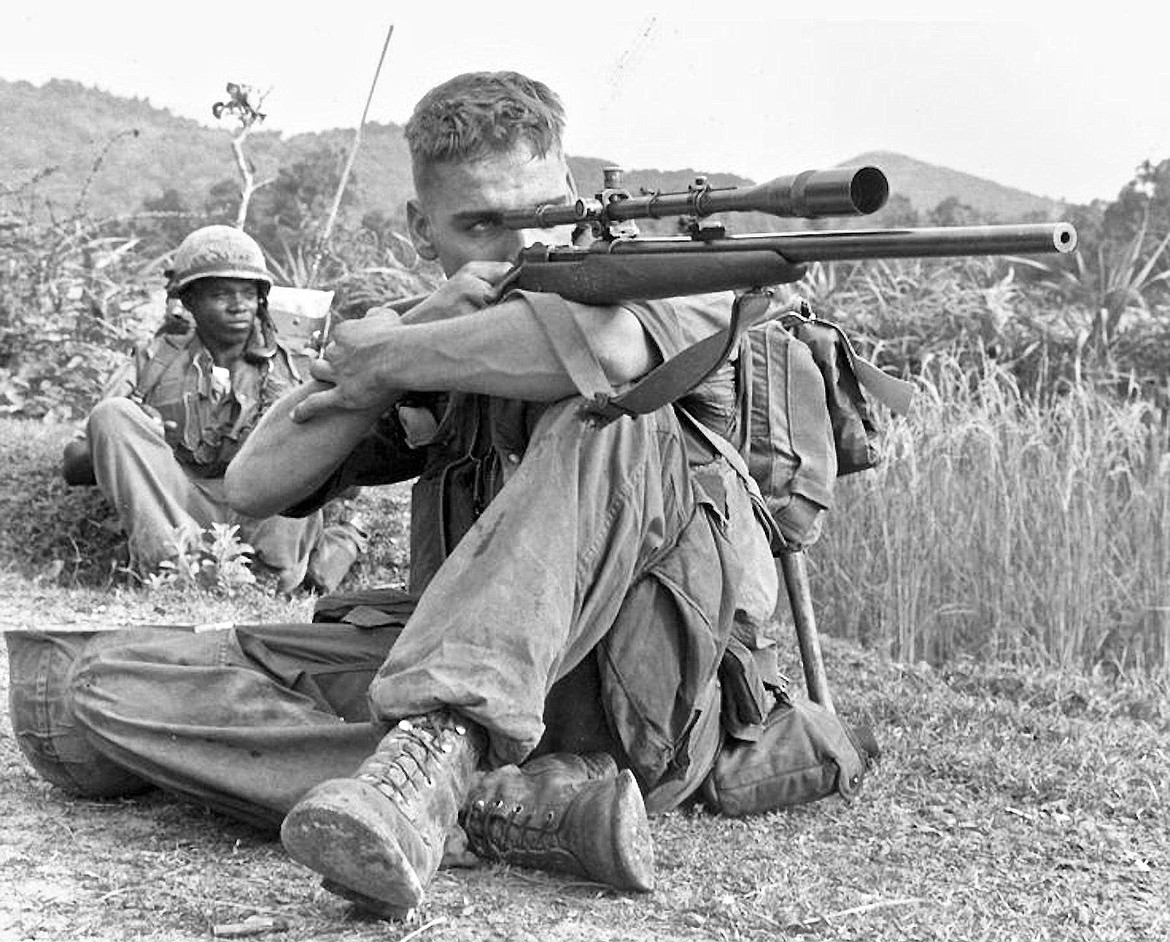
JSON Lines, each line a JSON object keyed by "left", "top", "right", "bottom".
{"left": 183, "top": 277, "right": 260, "bottom": 349}
{"left": 408, "top": 143, "right": 576, "bottom": 277}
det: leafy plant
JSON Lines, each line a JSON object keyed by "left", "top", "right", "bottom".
{"left": 1014, "top": 208, "right": 1170, "bottom": 349}
{"left": 0, "top": 201, "right": 160, "bottom": 420}
{"left": 149, "top": 522, "right": 257, "bottom": 596}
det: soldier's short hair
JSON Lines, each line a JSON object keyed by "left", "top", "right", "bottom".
{"left": 405, "top": 71, "right": 566, "bottom": 193}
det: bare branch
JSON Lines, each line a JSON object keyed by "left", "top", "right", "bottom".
{"left": 213, "top": 83, "right": 272, "bottom": 228}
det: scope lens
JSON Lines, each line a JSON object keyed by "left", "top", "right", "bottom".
{"left": 850, "top": 167, "right": 890, "bottom": 215}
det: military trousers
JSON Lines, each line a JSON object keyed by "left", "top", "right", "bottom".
{"left": 87, "top": 397, "right": 353, "bottom": 594}
{"left": 8, "top": 398, "right": 778, "bottom": 828}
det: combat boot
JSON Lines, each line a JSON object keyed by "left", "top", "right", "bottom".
{"left": 462, "top": 752, "right": 655, "bottom": 892}
{"left": 280, "top": 710, "right": 484, "bottom": 917}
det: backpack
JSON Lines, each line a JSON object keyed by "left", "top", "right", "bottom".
{"left": 677, "top": 305, "right": 838, "bottom": 549}
{"left": 563, "top": 291, "right": 912, "bottom": 550}
{"left": 523, "top": 286, "right": 913, "bottom": 550}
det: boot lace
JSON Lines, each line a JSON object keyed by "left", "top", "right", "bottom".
{"left": 466, "top": 797, "right": 563, "bottom": 858}
{"left": 357, "top": 716, "right": 465, "bottom": 806}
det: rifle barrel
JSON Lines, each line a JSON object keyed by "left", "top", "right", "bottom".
{"left": 532, "top": 222, "right": 1077, "bottom": 263}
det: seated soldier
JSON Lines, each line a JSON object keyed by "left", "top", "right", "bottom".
{"left": 62, "top": 225, "right": 365, "bottom": 594}
{"left": 7, "top": 72, "right": 873, "bottom": 922}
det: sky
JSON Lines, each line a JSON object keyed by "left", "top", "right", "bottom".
{"left": 3, "top": 1, "right": 1166, "bottom": 206}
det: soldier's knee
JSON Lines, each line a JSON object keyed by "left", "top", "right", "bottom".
{"left": 86, "top": 396, "right": 139, "bottom": 437}
{"left": 5, "top": 631, "right": 150, "bottom": 798}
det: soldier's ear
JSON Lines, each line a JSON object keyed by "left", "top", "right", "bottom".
{"left": 407, "top": 199, "right": 438, "bottom": 261}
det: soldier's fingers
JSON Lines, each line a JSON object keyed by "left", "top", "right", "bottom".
{"left": 307, "top": 358, "right": 336, "bottom": 385}
{"left": 291, "top": 387, "right": 342, "bottom": 424}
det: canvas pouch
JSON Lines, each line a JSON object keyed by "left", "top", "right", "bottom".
{"left": 778, "top": 300, "right": 914, "bottom": 476}
{"left": 701, "top": 691, "right": 879, "bottom": 817}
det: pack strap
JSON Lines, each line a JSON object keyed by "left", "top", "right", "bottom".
{"left": 675, "top": 405, "right": 789, "bottom": 552}
{"left": 527, "top": 289, "right": 773, "bottom": 425}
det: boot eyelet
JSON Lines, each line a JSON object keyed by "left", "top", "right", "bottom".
{"left": 513, "top": 804, "right": 523, "bottom": 815}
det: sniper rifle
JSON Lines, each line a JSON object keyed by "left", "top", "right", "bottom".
{"left": 494, "top": 166, "right": 1076, "bottom": 304}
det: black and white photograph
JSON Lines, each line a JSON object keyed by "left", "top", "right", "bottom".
{"left": 1, "top": 3, "right": 1166, "bottom": 940}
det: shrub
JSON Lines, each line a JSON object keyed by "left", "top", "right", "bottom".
{"left": 0, "top": 418, "right": 125, "bottom": 584}
{"left": 0, "top": 211, "right": 159, "bottom": 420}
{"left": 800, "top": 256, "right": 1170, "bottom": 411}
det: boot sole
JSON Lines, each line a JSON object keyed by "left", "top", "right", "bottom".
{"left": 281, "top": 779, "right": 426, "bottom": 911}
{"left": 612, "top": 770, "right": 656, "bottom": 892}
{"left": 319, "top": 879, "right": 414, "bottom": 920}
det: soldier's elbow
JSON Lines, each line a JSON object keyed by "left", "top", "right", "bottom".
{"left": 223, "top": 456, "right": 271, "bottom": 517}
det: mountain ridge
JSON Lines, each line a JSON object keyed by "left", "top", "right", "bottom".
{"left": 1, "top": 78, "right": 1066, "bottom": 226}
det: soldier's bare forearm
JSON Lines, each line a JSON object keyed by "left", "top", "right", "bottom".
{"left": 225, "top": 381, "right": 387, "bottom": 518}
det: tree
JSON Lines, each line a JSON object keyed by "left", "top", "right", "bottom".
{"left": 212, "top": 82, "right": 274, "bottom": 228}
{"left": 202, "top": 180, "right": 241, "bottom": 227}
{"left": 136, "top": 187, "right": 195, "bottom": 254}
{"left": 927, "top": 196, "right": 983, "bottom": 227}
{"left": 1102, "top": 159, "right": 1170, "bottom": 247}
{"left": 247, "top": 144, "right": 355, "bottom": 285}
{"left": 874, "top": 193, "right": 920, "bottom": 228}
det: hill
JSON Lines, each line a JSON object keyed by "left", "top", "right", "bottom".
{"left": 842, "top": 149, "right": 1066, "bottom": 222}
{"left": 0, "top": 78, "right": 283, "bottom": 219}
{"left": 1, "top": 78, "right": 1066, "bottom": 229}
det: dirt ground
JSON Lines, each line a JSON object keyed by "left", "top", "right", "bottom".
{"left": 2, "top": 574, "right": 1168, "bottom": 942}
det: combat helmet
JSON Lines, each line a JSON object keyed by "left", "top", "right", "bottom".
{"left": 166, "top": 225, "right": 274, "bottom": 297}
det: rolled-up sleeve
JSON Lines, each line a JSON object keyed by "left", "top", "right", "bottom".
{"left": 506, "top": 289, "right": 735, "bottom": 403}
{"left": 622, "top": 292, "right": 734, "bottom": 363}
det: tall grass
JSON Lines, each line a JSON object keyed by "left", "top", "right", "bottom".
{"left": 813, "top": 355, "right": 1170, "bottom": 679}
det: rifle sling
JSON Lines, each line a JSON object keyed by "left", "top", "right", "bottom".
{"left": 586, "top": 292, "right": 770, "bottom": 424}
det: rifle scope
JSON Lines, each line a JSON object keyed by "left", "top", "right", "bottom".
{"left": 501, "top": 166, "right": 889, "bottom": 231}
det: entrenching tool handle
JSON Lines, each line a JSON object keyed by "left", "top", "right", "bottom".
{"left": 778, "top": 549, "right": 835, "bottom": 713}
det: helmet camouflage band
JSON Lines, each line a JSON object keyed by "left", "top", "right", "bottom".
{"left": 166, "top": 225, "right": 274, "bottom": 296}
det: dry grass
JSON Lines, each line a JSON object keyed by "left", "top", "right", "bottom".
{"left": 814, "top": 356, "right": 1170, "bottom": 678}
